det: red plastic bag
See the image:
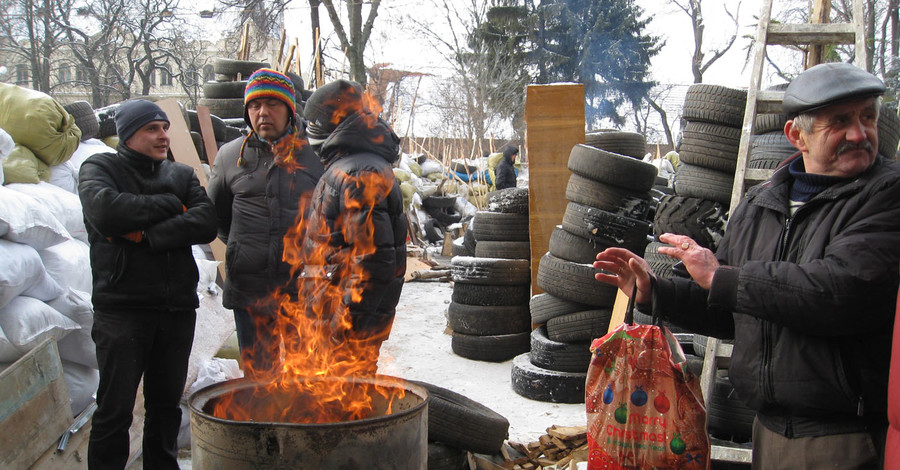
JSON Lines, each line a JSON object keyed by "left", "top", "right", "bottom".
{"left": 586, "top": 322, "right": 710, "bottom": 469}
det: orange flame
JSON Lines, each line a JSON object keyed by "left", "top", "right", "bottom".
{"left": 212, "top": 89, "right": 405, "bottom": 423}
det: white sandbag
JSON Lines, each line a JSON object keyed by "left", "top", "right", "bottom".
{"left": 49, "top": 139, "right": 116, "bottom": 194}
{"left": 0, "top": 296, "right": 79, "bottom": 354}
{"left": 420, "top": 159, "right": 443, "bottom": 176}
{"left": 0, "top": 128, "right": 12, "bottom": 185}
{"left": 57, "top": 329, "right": 97, "bottom": 369}
{"left": 0, "top": 239, "right": 64, "bottom": 309}
{"left": 47, "top": 288, "right": 94, "bottom": 327}
{"left": 40, "top": 238, "right": 92, "bottom": 293}
{"left": 178, "top": 357, "right": 243, "bottom": 448}
{"left": 0, "top": 184, "right": 70, "bottom": 249}
{"left": 0, "top": 327, "right": 22, "bottom": 362}
{"left": 61, "top": 360, "right": 99, "bottom": 417}
{"left": 7, "top": 181, "right": 88, "bottom": 243}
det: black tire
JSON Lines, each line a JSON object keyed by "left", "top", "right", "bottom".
{"left": 682, "top": 84, "right": 747, "bottom": 127}
{"left": 451, "top": 331, "right": 530, "bottom": 362}
{"left": 748, "top": 132, "right": 796, "bottom": 170}
{"left": 678, "top": 121, "right": 742, "bottom": 173}
{"left": 452, "top": 282, "right": 530, "bottom": 306}
{"left": 684, "top": 353, "right": 704, "bottom": 377}
{"left": 485, "top": 187, "right": 529, "bottom": 214}
{"left": 447, "top": 301, "right": 530, "bottom": 335}
{"left": 529, "top": 326, "right": 592, "bottom": 373}
{"left": 198, "top": 97, "right": 245, "bottom": 119}
{"left": 560, "top": 202, "right": 651, "bottom": 253}
{"left": 95, "top": 104, "right": 119, "bottom": 139}
{"left": 186, "top": 109, "right": 230, "bottom": 142}
{"left": 463, "top": 226, "right": 477, "bottom": 253}
{"left": 427, "top": 442, "right": 467, "bottom": 470}
{"left": 474, "top": 240, "right": 530, "bottom": 259}
{"left": 422, "top": 195, "right": 457, "bottom": 209}
{"left": 567, "top": 144, "right": 658, "bottom": 191}
{"left": 472, "top": 211, "right": 529, "bottom": 242}
{"left": 424, "top": 219, "right": 444, "bottom": 243}
{"left": 223, "top": 125, "right": 245, "bottom": 143}
{"left": 879, "top": 104, "right": 900, "bottom": 160}
{"left": 565, "top": 173, "right": 652, "bottom": 220}
{"left": 673, "top": 163, "right": 735, "bottom": 205}
{"left": 754, "top": 113, "right": 789, "bottom": 134}
{"left": 536, "top": 252, "right": 618, "bottom": 307}
{"left": 213, "top": 58, "right": 270, "bottom": 77}
{"left": 652, "top": 195, "right": 728, "bottom": 251}
{"left": 425, "top": 204, "right": 462, "bottom": 227}
{"left": 584, "top": 130, "right": 647, "bottom": 159}
{"left": 529, "top": 293, "right": 592, "bottom": 324}
{"left": 545, "top": 309, "right": 613, "bottom": 342}
{"left": 190, "top": 131, "right": 206, "bottom": 163}
{"left": 644, "top": 241, "right": 679, "bottom": 280}
{"left": 63, "top": 101, "right": 99, "bottom": 141}
{"left": 202, "top": 80, "right": 248, "bottom": 99}
{"left": 410, "top": 381, "right": 510, "bottom": 455}
{"left": 510, "top": 353, "right": 586, "bottom": 404}
{"left": 450, "top": 237, "right": 472, "bottom": 257}
{"left": 451, "top": 256, "right": 531, "bottom": 285}
{"left": 548, "top": 225, "right": 611, "bottom": 264}
{"left": 707, "top": 375, "right": 755, "bottom": 443}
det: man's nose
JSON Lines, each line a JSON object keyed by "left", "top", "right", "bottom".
{"left": 845, "top": 119, "right": 868, "bottom": 142}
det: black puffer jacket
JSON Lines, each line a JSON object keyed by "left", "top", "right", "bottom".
{"left": 207, "top": 122, "right": 325, "bottom": 309}
{"left": 653, "top": 154, "right": 900, "bottom": 436}
{"left": 494, "top": 157, "right": 517, "bottom": 190}
{"left": 301, "top": 113, "right": 406, "bottom": 334}
{"left": 78, "top": 145, "right": 217, "bottom": 312}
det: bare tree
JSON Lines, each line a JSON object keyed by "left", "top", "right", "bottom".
{"left": 0, "top": 0, "right": 72, "bottom": 92}
{"left": 642, "top": 86, "right": 676, "bottom": 147}
{"left": 670, "top": 0, "right": 741, "bottom": 83}
{"left": 318, "top": 0, "right": 381, "bottom": 84}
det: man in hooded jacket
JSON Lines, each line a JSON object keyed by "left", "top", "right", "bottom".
{"left": 207, "top": 69, "right": 325, "bottom": 377}
{"left": 300, "top": 79, "right": 407, "bottom": 372}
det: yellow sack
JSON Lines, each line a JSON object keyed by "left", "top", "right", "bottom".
{"left": 2, "top": 145, "right": 50, "bottom": 184}
{"left": 0, "top": 83, "right": 81, "bottom": 166}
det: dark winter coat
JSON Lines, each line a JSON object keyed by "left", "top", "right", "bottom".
{"left": 494, "top": 156, "right": 517, "bottom": 190}
{"left": 78, "top": 145, "right": 217, "bottom": 312}
{"left": 652, "top": 153, "right": 900, "bottom": 437}
{"left": 303, "top": 112, "right": 407, "bottom": 334}
{"left": 207, "top": 122, "right": 325, "bottom": 309}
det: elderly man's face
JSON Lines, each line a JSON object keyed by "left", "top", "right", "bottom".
{"left": 786, "top": 97, "right": 879, "bottom": 178}
{"left": 247, "top": 98, "right": 290, "bottom": 141}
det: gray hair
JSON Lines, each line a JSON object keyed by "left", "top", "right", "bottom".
{"left": 791, "top": 96, "right": 882, "bottom": 133}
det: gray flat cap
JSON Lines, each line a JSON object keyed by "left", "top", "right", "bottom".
{"left": 782, "top": 62, "right": 885, "bottom": 116}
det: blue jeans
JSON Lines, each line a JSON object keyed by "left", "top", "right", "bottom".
{"left": 88, "top": 309, "right": 195, "bottom": 470}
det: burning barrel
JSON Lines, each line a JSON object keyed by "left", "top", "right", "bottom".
{"left": 189, "top": 375, "right": 428, "bottom": 469}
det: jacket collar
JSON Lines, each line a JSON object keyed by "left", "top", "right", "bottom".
{"left": 117, "top": 142, "right": 164, "bottom": 173}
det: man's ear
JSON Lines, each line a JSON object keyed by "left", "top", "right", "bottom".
{"left": 784, "top": 120, "right": 807, "bottom": 152}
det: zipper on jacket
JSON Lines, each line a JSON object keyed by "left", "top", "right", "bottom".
{"left": 764, "top": 216, "right": 792, "bottom": 405}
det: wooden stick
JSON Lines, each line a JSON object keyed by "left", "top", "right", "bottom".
{"left": 294, "top": 38, "right": 301, "bottom": 75}
{"left": 276, "top": 29, "right": 286, "bottom": 69}
{"left": 281, "top": 44, "right": 296, "bottom": 74}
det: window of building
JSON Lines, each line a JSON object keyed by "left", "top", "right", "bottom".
{"left": 59, "top": 65, "right": 72, "bottom": 83}
{"left": 76, "top": 66, "right": 88, "bottom": 82}
{"left": 148, "top": 69, "right": 156, "bottom": 85}
{"left": 160, "top": 68, "right": 172, "bottom": 86}
{"left": 15, "top": 64, "right": 29, "bottom": 84}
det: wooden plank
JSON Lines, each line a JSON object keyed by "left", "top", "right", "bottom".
{"left": 524, "top": 84, "right": 585, "bottom": 297}
{"left": 607, "top": 288, "right": 631, "bottom": 333}
{"left": 195, "top": 105, "right": 220, "bottom": 167}
{"left": 30, "top": 420, "right": 91, "bottom": 470}
{"left": 0, "top": 339, "right": 72, "bottom": 470}
{"left": 767, "top": 23, "right": 855, "bottom": 46}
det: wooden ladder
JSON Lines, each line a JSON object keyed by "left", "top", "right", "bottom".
{"left": 700, "top": 0, "right": 867, "bottom": 463}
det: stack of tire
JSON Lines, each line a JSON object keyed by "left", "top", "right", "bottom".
{"left": 198, "top": 58, "right": 270, "bottom": 120}
{"left": 449, "top": 188, "right": 531, "bottom": 363}
{"left": 420, "top": 194, "right": 462, "bottom": 244}
{"left": 63, "top": 101, "right": 100, "bottom": 142}
{"left": 513, "top": 143, "right": 657, "bottom": 404}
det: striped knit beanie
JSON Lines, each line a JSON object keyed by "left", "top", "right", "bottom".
{"left": 243, "top": 68, "right": 296, "bottom": 126}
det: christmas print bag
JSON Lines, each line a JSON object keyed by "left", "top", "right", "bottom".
{"left": 586, "top": 314, "right": 709, "bottom": 469}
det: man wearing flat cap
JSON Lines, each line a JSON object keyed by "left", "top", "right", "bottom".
{"left": 593, "top": 62, "right": 900, "bottom": 467}
{"left": 78, "top": 99, "right": 217, "bottom": 469}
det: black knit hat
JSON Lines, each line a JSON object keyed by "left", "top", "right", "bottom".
{"left": 303, "top": 79, "right": 365, "bottom": 143}
{"left": 115, "top": 100, "right": 169, "bottom": 143}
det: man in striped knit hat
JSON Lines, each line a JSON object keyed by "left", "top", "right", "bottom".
{"left": 208, "top": 68, "right": 324, "bottom": 378}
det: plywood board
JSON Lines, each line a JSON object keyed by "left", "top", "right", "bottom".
{"left": 524, "top": 84, "right": 585, "bottom": 295}
{"left": 0, "top": 339, "right": 71, "bottom": 470}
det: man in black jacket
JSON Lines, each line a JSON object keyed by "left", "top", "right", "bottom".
{"left": 78, "top": 99, "right": 217, "bottom": 470}
{"left": 207, "top": 69, "right": 324, "bottom": 377}
{"left": 494, "top": 145, "right": 518, "bottom": 190}
{"left": 299, "top": 79, "right": 407, "bottom": 374}
{"left": 593, "top": 63, "right": 900, "bottom": 468}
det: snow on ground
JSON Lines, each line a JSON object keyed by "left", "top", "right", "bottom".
{"left": 378, "top": 279, "right": 587, "bottom": 444}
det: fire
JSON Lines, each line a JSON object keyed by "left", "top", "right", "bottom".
{"left": 212, "top": 87, "right": 406, "bottom": 424}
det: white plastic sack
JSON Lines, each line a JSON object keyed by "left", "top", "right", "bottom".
{"left": 48, "top": 138, "right": 115, "bottom": 194}
{"left": 47, "top": 288, "right": 94, "bottom": 328}
{"left": 0, "top": 327, "right": 21, "bottom": 362}
{"left": 0, "top": 239, "right": 64, "bottom": 309}
{"left": 57, "top": 329, "right": 97, "bottom": 369}
{"left": 61, "top": 360, "right": 99, "bottom": 416}
{"left": 7, "top": 181, "right": 88, "bottom": 243}
{"left": 0, "top": 184, "right": 70, "bottom": 249}
{"left": 0, "top": 128, "right": 13, "bottom": 185}
{"left": 40, "top": 238, "right": 92, "bottom": 293}
{"left": 419, "top": 159, "right": 443, "bottom": 176}
{"left": 51, "top": 287, "right": 96, "bottom": 369}
{"left": 0, "top": 296, "right": 79, "bottom": 354}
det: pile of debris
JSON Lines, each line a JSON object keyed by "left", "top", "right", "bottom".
{"left": 487, "top": 425, "right": 589, "bottom": 469}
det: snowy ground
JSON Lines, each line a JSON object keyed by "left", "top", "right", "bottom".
{"left": 378, "top": 278, "right": 587, "bottom": 444}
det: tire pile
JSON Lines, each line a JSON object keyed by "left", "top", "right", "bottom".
{"left": 448, "top": 188, "right": 532, "bottom": 364}
{"left": 420, "top": 194, "right": 462, "bottom": 244}
{"left": 198, "top": 58, "right": 270, "bottom": 120}
{"left": 513, "top": 141, "right": 657, "bottom": 404}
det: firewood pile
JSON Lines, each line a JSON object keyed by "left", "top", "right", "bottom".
{"left": 501, "top": 425, "right": 588, "bottom": 469}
